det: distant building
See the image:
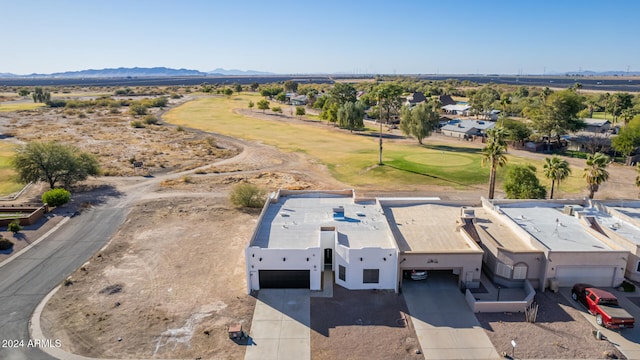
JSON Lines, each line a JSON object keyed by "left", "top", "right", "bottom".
{"left": 581, "top": 118, "right": 612, "bottom": 133}
{"left": 439, "top": 94, "right": 456, "bottom": 106}
{"left": 442, "top": 104, "right": 471, "bottom": 116}
{"left": 404, "top": 92, "right": 427, "bottom": 108}
{"left": 440, "top": 119, "right": 495, "bottom": 139}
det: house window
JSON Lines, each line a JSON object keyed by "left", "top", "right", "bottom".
{"left": 496, "top": 262, "right": 512, "bottom": 278}
{"left": 338, "top": 265, "right": 346, "bottom": 281}
{"left": 513, "top": 264, "right": 528, "bottom": 280}
{"left": 363, "top": 269, "right": 379, "bottom": 284}
{"left": 636, "top": 261, "right": 640, "bottom": 273}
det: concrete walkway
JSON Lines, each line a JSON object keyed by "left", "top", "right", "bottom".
{"left": 402, "top": 273, "right": 500, "bottom": 359}
{"left": 244, "top": 289, "right": 310, "bottom": 360}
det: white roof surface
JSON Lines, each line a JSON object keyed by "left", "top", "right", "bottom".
{"left": 441, "top": 120, "right": 496, "bottom": 133}
{"left": 442, "top": 104, "right": 471, "bottom": 112}
{"left": 498, "top": 202, "right": 613, "bottom": 252}
{"left": 251, "top": 193, "right": 395, "bottom": 249}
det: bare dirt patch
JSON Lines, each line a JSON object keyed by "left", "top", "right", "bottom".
{"left": 477, "top": 291, "right": 625, "bottom": 359}
{"left": 311, "top": 286, "right": 423, "bottom": 360}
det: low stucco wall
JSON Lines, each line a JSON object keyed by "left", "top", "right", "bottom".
{"left": 0, "top": 205, "right": 48, "bottom": 226}
{"left": 466, "top": 280, "right": 535, "bottom": 313}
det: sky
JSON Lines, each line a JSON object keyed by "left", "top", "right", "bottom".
{"left": 3, "top": 0, "right": 640, "bottom": 75}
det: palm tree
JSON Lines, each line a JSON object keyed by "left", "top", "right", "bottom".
{"left": 543, "top": 156, "right": 571, "bottom": 199}
{"left": 482, "top": 128, "right": 508, "bottom": 199}
{"left": 583, "top": 152, "right": 610, "bottom": 199}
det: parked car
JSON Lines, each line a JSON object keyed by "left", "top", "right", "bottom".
{"left": 410, "top": 270, "right": 427, "bottom": 281}
{"left": 571, "top": 283, "right": 635, "bottom": 329}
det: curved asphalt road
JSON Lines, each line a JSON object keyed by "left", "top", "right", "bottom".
{"left": 0, "top": 199, "right": 128, "bottom": 360}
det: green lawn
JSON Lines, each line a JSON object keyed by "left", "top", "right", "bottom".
{"left": 163, "top": 95, "right": 589, "bottom": 195}
{"left": 0, "top": 102, "right": 44, "bottom": 112}
{"left": 0, "top": 142, "right": 24, "bottom": 196}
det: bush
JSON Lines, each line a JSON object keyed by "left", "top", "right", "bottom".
{"left": 230, "top": 183, "right": 266, "bottom": 208}
{"left": 143, "top": 115, "right": 159, "bottom": 125}
{"left": 621, "top": 280, "right": 636, "bottom": 292}
{"left": 8, "top": 220, "right": 22, "bottom": 234}
{"left": 130, "top": 120, "right": 145, "bottom": 128}
{"left": 42, "top": 188, "right": 71, "bottom": 207}
{"left": 0, "top": 237, "right": 13, "bottom": 251}
{"left": 129, "top": 103, "right": 147, "bottom": 116}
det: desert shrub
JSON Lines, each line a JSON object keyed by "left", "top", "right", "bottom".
{"left": 176, "top": 126, "right": 185, "bottom": 132}
{"left": 42, "top": 188, "right": 71, "bottom": 207}
{"left": 230, "top": 182, "right": 266, "bottom": 208}
{"left": 621, "top": 280, "right": 636, "bottom": 292}
{"left": 8, "top": 220, "right": 22, "bottom": 234}
{"left": 130, "top": 120, "right": 145, "bottom": 128}
{"left": 78, "top": 112, "right": 87, "bottom": 118}
{"left": 0, "top": 237, "right": 13, "bottom": 251}
{"left": 129, "top": 103, "right": 147, "bottom": 116}
{"left": 46, "top": 99, "right": 67, "bottom": 108}
{"left": 170, "top": 93, "right": 181, "bottom": 99}
{"left": 143, "top": 115, "right": 159, "bottom": 125}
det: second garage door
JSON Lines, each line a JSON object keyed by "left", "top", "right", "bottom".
{"left": 556, "top": 266, "right": 615, "bottom": 287}
{"left": 259, "top": 270, "right": 310, "bottom": 289}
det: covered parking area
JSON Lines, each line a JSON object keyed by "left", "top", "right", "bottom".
{"left": 381, "top": 200, "right": 484, "bottom": 291}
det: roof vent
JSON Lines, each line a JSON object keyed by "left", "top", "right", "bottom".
{"left": 333, "top": 206, "right": 345, "bottom": 220}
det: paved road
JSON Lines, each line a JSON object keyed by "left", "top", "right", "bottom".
{"left": 0, "top": 200, "right": 128, "bottom": 360}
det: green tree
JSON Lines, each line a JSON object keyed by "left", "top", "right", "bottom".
{"left": 12, "top": 142, "right": 100, "bottom": 189}
{"left": 504, "top": 164, "right": 547, "bottom": 199}
{"left": 329, "top": 82, "right": 357, "bottom": 105}
{"left": 583, "top": 152, "right": 610, "bottom": 199}
{"left": 250, "top": 82, "right": 259, "bottom": 91}
{"left": 18, "top": 88, "right": 30, "bottom": 97}
{"left": 543, "top": 156, "right": 571, "bottom": 199}
{"left": 609, "top": 92, "right": 633, "bottom": 122}
{"left": 283, "top": 80, "right": 299, "bottom": 93}
{"left": 337, "top": 101, "right": 365, "bottom": 131}
{"left": 399, "top": 101, "right": 439, "bottom": 144}
{"left": 295, "top": 106, "right": 306, "bottom": 119}
{"left": 470, "top": 86, "right": 500, "bottom": 118}
{"left": 532, "top": 89, "right": 585, "bottom": 150}
{"left": 223, "top": 88, "right": 233, "bottom": 96}
{"left": 234, "top": 83, "right": 243, "bottom": 93}
{"left": 482, "top": 128, "right": 508, "bottom": 199}
{"left": 248, "top": 100, "right": 255, "bottom": 112}
{"left": 621, "top": 108, "right": 635, "bottom": 126}
{"left": 271, "top": 106, "right": 283, "bottom": 114}
{"left": 321, "top": 99, "right": 340, "bottom": 123}
{"left": 502, "top": 118, "right": 532, "bottom": 144}
{"left": 257, "top": 99, "right": 270, "bottom": 113}
{"left": 374, "top": 83, "right": 404, "bottom": 124}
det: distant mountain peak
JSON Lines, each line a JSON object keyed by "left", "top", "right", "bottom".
{"left": 208, "top": 68, "right": 273, "bottom": 76}
{"left": 0, "top": 67, "right": 208, "bottom": 78}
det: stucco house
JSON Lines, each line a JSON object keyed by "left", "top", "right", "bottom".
{"left": 246, "top": 191, "right": 634, "bottom": 295}
{"left": 440, "top": 119, "right": 495, "bottom": 139}
{"left": 245, "top": 190, "right": 398, "bottom": 293}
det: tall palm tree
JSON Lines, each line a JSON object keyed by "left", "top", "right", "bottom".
{"left": 543, "top": 156, "right": 571, "bottom": 199}
{"left": 583, "top": 152, "right": 610, "bottom": 199}
{"left": 482, "top": 128, "right": 508, "bottom": 199}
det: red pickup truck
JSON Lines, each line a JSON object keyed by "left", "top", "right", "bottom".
{"left": 571, "top": 283, "right": 635, "bottom": 329}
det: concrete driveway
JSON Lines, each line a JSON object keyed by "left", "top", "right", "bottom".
{"left": 402, "top": 272, "right": 500, "bottom": 359}
{"left": 245, "top": 289, "right": 310, "bottom": 360}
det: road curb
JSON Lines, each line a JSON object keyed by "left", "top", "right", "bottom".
{"left": 0, "top": 216, "right": 70, "bottom": 270}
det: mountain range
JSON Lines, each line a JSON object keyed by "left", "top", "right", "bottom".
{"left": 0, "top": 67, "right": 274, "bottom": 78}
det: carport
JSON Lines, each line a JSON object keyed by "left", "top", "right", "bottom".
{"left": 382, "top": 202, "right": 484, "bottom": 290}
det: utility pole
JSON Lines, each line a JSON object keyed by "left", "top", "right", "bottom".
{"left": 378, "top": 94, "right": 383, "bottom": 165}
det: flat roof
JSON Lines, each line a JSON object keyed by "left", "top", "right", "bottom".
{"left": 498, "top": 202, "right": 613, "bottom": 252}
{"left": 598, "top": 204, "right": 640, "bottom": 245}
{"left": 382, "top": 203, "right": 482, "bottom": 253}
{"left": 251, "top": 192, "right": 394, "bottom": 249}
{"left": 474, "top": 208, "right": 537, "bottom": 252}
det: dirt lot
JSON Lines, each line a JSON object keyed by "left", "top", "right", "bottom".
{"left": 311, "top": 286, "right": 423, "bottom": 360}
{"left": 477, "top": 290, "right": 625, "bottom": 359}
{"left": 1, "top": 90, "right": 639, "bottom": 359}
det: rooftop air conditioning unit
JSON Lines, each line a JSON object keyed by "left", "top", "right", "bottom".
{"left": 563, "top": 205, "right": 574, "bottom": 216}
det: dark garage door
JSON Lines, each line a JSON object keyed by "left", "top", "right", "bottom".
{"left": 259, "top": 270, "right": 310, "bottom": 289}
